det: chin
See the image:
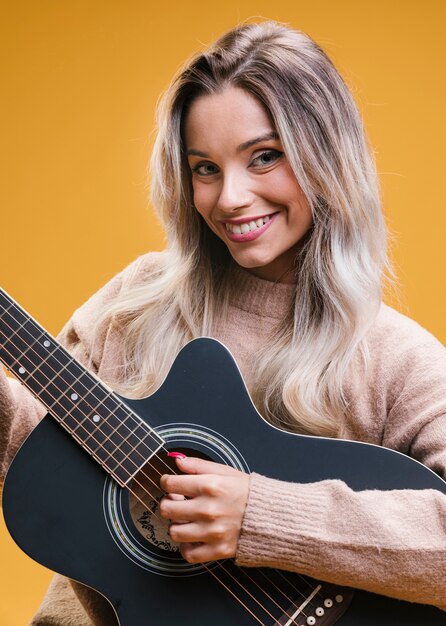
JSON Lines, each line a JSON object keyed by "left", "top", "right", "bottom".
{"left": 232, "top": 252, "right": 275, "bottom": 270}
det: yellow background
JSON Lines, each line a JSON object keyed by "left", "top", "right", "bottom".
{"left": 1, "top": 1, "right": 445, "bottom": 623}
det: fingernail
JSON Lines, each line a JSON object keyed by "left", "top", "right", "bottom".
{"left": 167, "top": 451, "right": 187, "bottom": 459}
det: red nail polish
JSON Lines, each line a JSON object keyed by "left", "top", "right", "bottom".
{"left": 167, "top": 451, "right": 187, "bottom": 459}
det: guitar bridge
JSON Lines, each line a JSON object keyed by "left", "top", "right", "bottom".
{"left": 274, "top": 583, "right": 354, "bottom": 626}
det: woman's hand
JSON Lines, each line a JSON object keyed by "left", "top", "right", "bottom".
{"left": 159, "top": 455, "right": 250, "bottom": 563}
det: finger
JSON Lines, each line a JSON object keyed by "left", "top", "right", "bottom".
{"left": 168, "top": 522, "right": 205, "bottom": 544}
{"left": 159, "top": 497, "right": 200, "bottom": 521}
{"left": 161, "top": 494, "right": 188, "bottom": 524}
{"left": 180, "top": 541, "right": 230, "bottom": 563}
{"left": 160, "top": 473, "right": 211, "bottom": 497}
{"left": 165, "top": 493, "right": 185, "bottom": 501}
{"left": 169, "top": 519, "right": 232, "bottom": 545}
{"left": 173, "top": 456, "right": 240, "bottom": 477}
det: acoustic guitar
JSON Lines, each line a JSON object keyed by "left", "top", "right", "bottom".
{"left": 1, "top": 287, "right": 446, "bottom": 625}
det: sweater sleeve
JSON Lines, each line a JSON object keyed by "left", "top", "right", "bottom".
{"left": 236, "top": 312, "right": 446, "bottom": 610}
{"left": 0, "top": 369, "right": 46, "bottom": 481}
{"left": 236, "top": 474, "right": 446, "bottom": 609}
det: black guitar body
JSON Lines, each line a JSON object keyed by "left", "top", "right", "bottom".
{"left": 3, "top": 338, "right": 446, "bottom": 625}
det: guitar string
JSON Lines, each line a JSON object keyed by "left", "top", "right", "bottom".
{"left": 271, "top": 568, "right": 343, "bottom": 615}
{"left": 0, "top": 316, "right": 316, "bottom": 625}
{"left": 250, "top": 570, "right": 326, "bottom": 625}
{"left": 258, "top": 567, "right": 342, "bottom": 620}
{"left": 256, "top": 568, "right": 298, "bottom": 604}
{"left": 0, "top": 303, "right": 324, "bottom": 623}
{"left": 211, "top": 562, "right": 291, "bottom": 624}
{"left": 0, "top": 303, "right": 324, "bottom": 622}
{"left": 237, "top": 566, "right": 299, "bottom": 613}
{"left": 0, "top": 327, "right": 279, "bottom": 626}
{"left": 269, "top": 569, "right": 313, "bottom": 600}
{"left": 256, "top": 568, "right": 330, "bottom": 613}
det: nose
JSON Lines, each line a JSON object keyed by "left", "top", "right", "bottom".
{"left": 216, "top": 169, "right": 253, "bottom": 213}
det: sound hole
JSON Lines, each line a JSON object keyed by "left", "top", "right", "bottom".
{"left": 103, "top": 426, "right": 247, "bottom": 576}
{"left": 128, "top": 448, "right": 209, "bottom": 555}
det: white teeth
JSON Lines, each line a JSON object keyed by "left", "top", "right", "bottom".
{"left": 225, "top": 215, "right": 273, "bottom": 234}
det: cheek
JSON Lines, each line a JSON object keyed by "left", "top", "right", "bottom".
{"left": 260, "top": 162, "right": 300, "bottom": 200}
{"left": 288, "top": 193, "right": 313, "bottom": 233}
{"left": 297, "top": 203, "right": 314, "bottom": 234}
{"left": 274, "top": 168, "right": 311, "bottom": 215}
{"left": 275, "top": 166, "right": 304, "bottom": 197}
{"left": 191, "top": 181, "right": 214, "bottom": 218}
{"left": 192, "top": 183, "right": 223, "bottom": 238}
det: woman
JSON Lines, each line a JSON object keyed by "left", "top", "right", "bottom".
{"left": 1, "top": 20, "right": 445, "bottom": 625}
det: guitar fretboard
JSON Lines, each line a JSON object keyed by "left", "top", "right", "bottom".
{"left": 0, "top": 289, "right": 164, "bottom": 486}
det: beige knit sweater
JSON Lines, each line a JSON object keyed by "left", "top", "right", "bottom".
{"left": 1, "top": 252, "right": 446, "bottom": 624}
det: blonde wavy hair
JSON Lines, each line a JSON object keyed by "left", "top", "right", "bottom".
{"left": 99, "top": 20, "right": 388, "bottom": 436}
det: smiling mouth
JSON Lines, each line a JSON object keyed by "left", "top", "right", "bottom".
{"left": 224, "top": 214, "right": 273, "bottom": 234}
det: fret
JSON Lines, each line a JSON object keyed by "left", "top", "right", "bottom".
{"left": 0, "top": 309, "right": 60, "bottom": 376}
{"left": 95, "top": 442, "right": 125, "bottom": 469}
{"left": 114, "top": 419, "right": 155, "bottom": 453}
{"left": 83, "top": 404, "right": 127, "bottom": 452}
{"left": 2, "top": 319, "right": 45, "bottom": 361}
{"left": 49, "top": 385, "right": 98, "bottom": 433}
{"left": 95, "top": 450, "right": 133, "bottom": 484}
{"left": 0, "top": 337, "right": 40, "bottom": 381}
{"left": 101, "top": 438, "right": 133, "bottom": 465}
{"left": 0, "top": 289, "right": 165, "bottom": 486}
{"left": 0, "top": 299, "right": 13, "bottom": 319}
{"left": 88, "top": 395, "right": 148, "bottom": 443}
{"left": 62, "top": 377, "right": 162, "bottom": 455}
{"left": 1, "top": 301, "right": 46, "bottom": 345}
{"left": 90, "top": 408, "right": 160, "bottom": 464}
{"left": 45, "top": 366, "right": 99, "bottom": 412}
{"left": 78, "top": 392, "right": 124, "bottom": 449}
{"left": 40, "top": 364, "right": 73, "bottom": 405}
{"left": 38, "top": 368, "right": 164, "bottom": 476}
{"left": 58, "top": 422, "right": 104, "bottom": 465}
{"left": 95, "top": 419, "right": 149, "bottom": 464}
{"left": 80, "top": 393, "right": 160, "bottom": 454}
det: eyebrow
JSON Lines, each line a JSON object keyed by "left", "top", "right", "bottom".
{"left": 186, "top": 131, "right": 280, "bottom": 158}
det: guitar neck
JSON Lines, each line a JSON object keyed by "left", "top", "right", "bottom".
{"left": 0, "top": 288, "right": 164, "bottom": 486}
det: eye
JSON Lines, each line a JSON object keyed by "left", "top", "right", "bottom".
{"left": 191, "top": 162, "right": 219, "bottom": 177}
{"left": 250, "top": 149, "right": 283, "bottom": 168}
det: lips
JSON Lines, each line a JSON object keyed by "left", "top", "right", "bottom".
{"left": 222, "top": 213, "right": 277, "bottom": 242}
{"left": 224, "top": 214, "right": 272, "bottom": 234}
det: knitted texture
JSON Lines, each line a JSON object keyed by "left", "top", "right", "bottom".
{"left": 237, "top": 473, "right": 446, "bottom": 609}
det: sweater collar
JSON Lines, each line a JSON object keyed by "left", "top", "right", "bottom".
{"left": 228, "top": 264, "right": 295, "bottom": 319}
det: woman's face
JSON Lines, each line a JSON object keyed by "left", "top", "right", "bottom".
{"left": 184, "top": 86, "right": 313, "bottom": 283}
